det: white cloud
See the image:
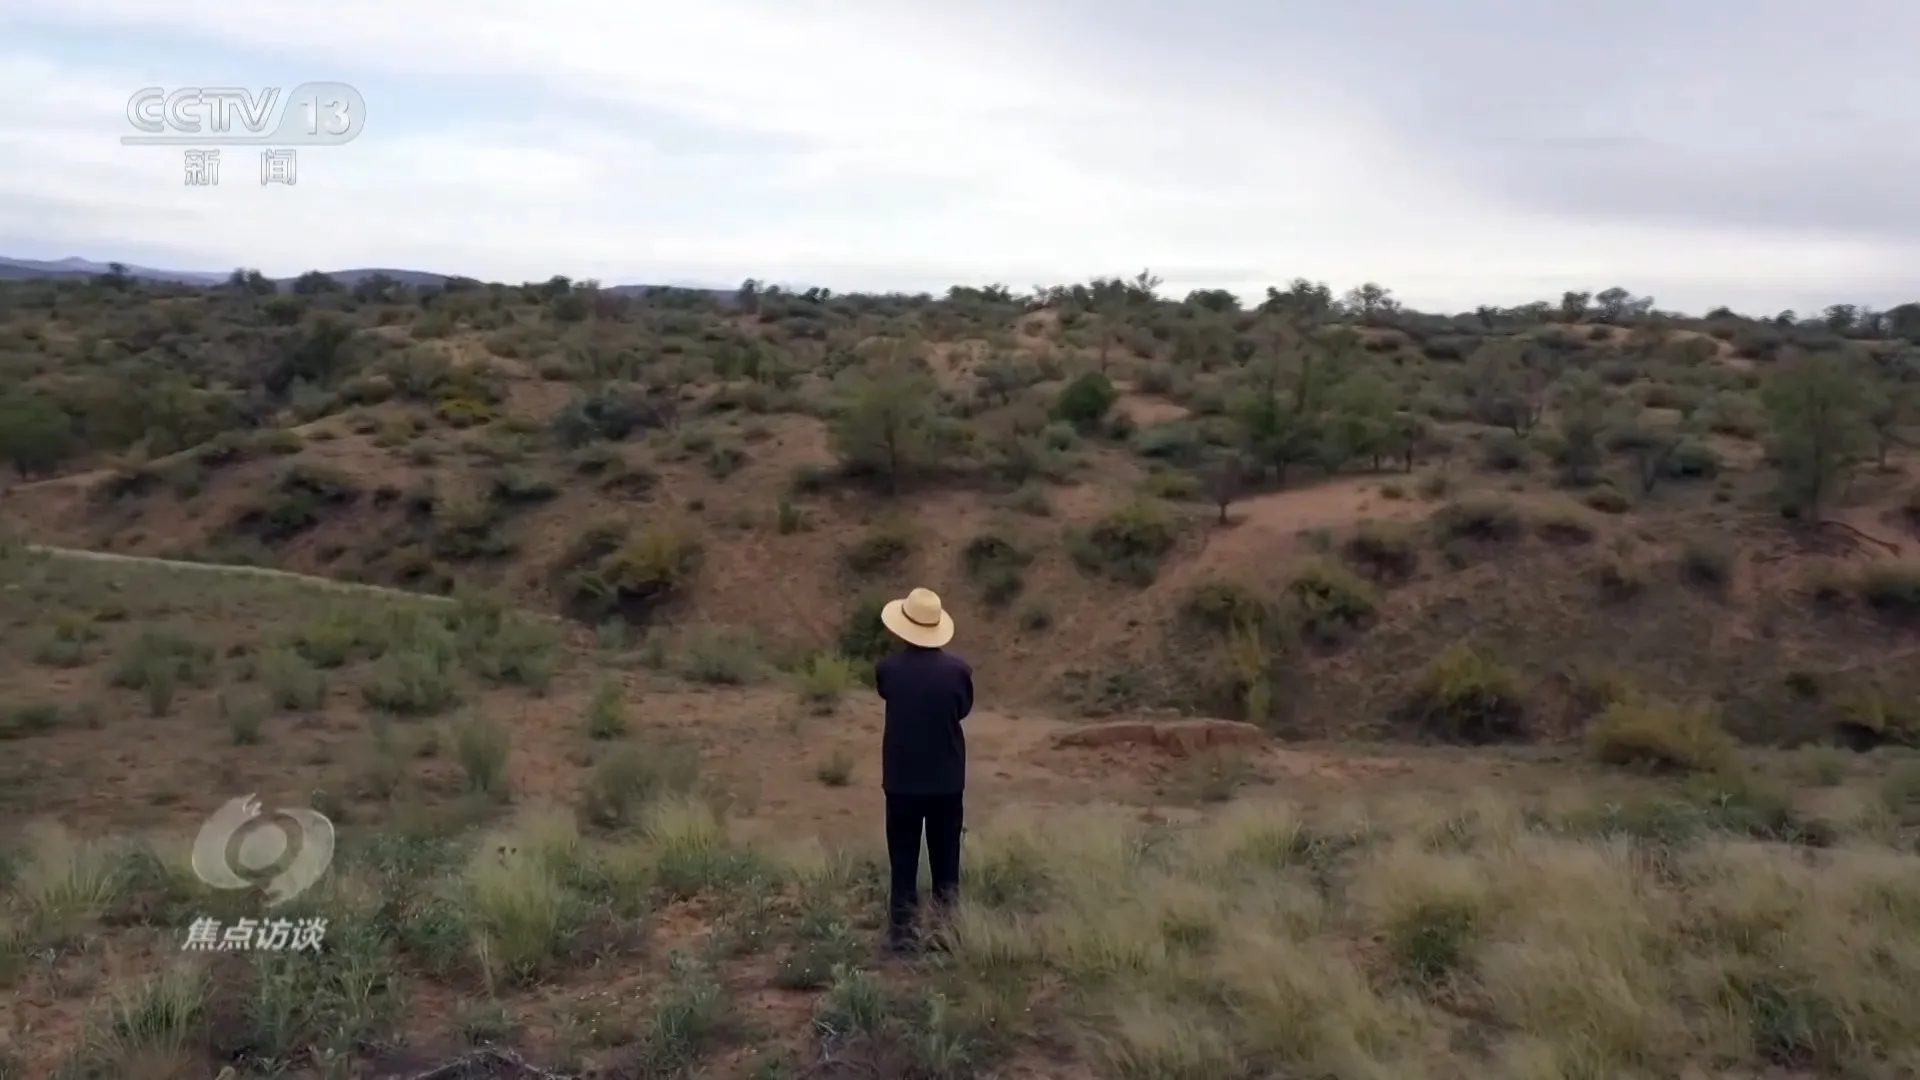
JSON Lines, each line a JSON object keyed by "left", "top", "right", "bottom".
{"left": 0, "top": 0, "right": 1910, "bottom": 311}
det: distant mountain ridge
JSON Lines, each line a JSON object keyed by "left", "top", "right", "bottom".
{"left": 0, "top": 255, "right": 734, "bottom": 298}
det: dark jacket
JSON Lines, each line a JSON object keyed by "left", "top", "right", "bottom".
{"left": 875, "top": 646, "right": 974, "bottom": 795}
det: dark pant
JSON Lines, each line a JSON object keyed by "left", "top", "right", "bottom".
{"left": 884, "top": 792, "right": 963, "bottom": 936}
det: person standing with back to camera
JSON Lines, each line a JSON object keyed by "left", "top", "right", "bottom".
{"left": 873, "top": 586, "right": 973, "bottom": 953}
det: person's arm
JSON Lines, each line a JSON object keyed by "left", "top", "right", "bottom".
{"left": 874, "top": 657, "right": 890, "bottom": 701}
{"left": 955, "top": 662, "right": 974, "bottom": 722}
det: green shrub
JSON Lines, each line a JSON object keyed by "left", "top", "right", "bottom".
{"left": 838, "top": 595, "right": 895, "bottom": 668}
{"left": 815, "top": 751, "right": 855, "bottom": 787}
{"left": 566, "top": 527, "right": 703, "bottom": 622}
{"left": 1180, "top": 581, "right": 1275, "bottom": 636}
{"left": 361, "top": 637, "right": 462, "bottom": 717}
{"left": 451, "top": 715, "right": 511, "bottom": 797}
{"left": 0, "top": 703, "right": 63, "bottom": 741}
{"left": 1284, "top": 561, "right": 1379, "bottom": 645}
{"left": 585, "top": 679, "right": 626, "bottom": 739}
{"left": 1832, "top": 693, "right": 1920, "bottom": 750}
{"left": 579, "top": 743, "right": 700, "bottom": 829}
{"left": 678, "top": 626, "right": 762, "bottom": 685}
{"left": 705, "top": 444, "right": 748, "bottom": 479}
{"left": 797, "top": 653, "right": 858, "bottom": 713}
{"left": 1582, "top": 487, "right": 1632, "bottom": 514}
{"left": 1342, "top": 521, "right": 1420, "bottom": 581}
{"left": 1532, "top": 507, "right": 1598, "bottom": 545}
{"left": 1665, "top": 440, "right": 1720, "bottom": 480}
{"left": 1593, "top": 553, "right": 1651, "bottom": 601}
{"left": 220, "top": 689, "right": 269, "bottom": 745}
{"left": 1564, "top": 663, "right": 1642, "bottom": 716}
{"left": 1430, "top": 497, "right": 1525, "bottom": 543}
{"left": 961, "top": 533, "right": 1032, "bottom": 606}
{"left": 843, "top": 521, "right": 915, "bottom": 575}
{"left": 110, "top": 631, "right": 216, "bottom": 716}
{"left": 32, "top": 612, "right": 97, "bottom": 667}
{"left": 1680, "top": 540, "right": 1735, "bottom": 589}
{"left": 1478, "top": 432, "right": 1530, "bottom": 472}
{"left": 1586, "top": 699, "right": 1738, "bottom": 774}
{"left": 1131, "top": 421, "right": 1207, "bottom": 466}
{"left": 290, "top": 615, "right": 376, "bottom": 668}
{"left": 1070, "top": 502, "right": 1179, "bottom": 586}
{"left": 1858, "top": 566, "right": 1920, "bottom": 622}
{"left": 1401, "top": 645, "right": 1526, "bottom": 743}
{"left": 1051, "top": 371, "right": 1118, "bottom": 431}
{"left": 260, "top": 648, "right": 328, "bottom": 712}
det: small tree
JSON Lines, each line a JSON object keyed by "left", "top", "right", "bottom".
{"left": 1468, "top": 342, "right": 1556, "bottom": 436}
{"left": 1761, "top": 352, "right": 1871, "bottom": 521}
{"left": 1552, "top": 372, "right": 1611, "bottom": 487}
{"left": 1386, "top": 412, "right": 1427, "bottom": 472}
{"left": 1864, "top": 381, "right": 1915, "bottom": 470}
{"left": 1318, "top": 370, "right": 1397, "bottom": 472}
{"left": 0, "top": 393, "right": 76, "bottom": 479}
{"left": 1052, "top": 371, "right": 1118, "bottom": 432}
{"left": 828, "top": 359, "right": 940, "bottom": 495}
{"left": 1610, "top": 424, "right": 1684, "bottom": 494}
{"left": 1199, "top": 451, "right": 1248, "bottom": 526}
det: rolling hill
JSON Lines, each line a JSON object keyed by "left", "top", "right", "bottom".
{"left": 3, "top": 269, "right": 1920, "bottom": 1080}
{"left": 0, "top": 254, "right": 736, "bottom": 297}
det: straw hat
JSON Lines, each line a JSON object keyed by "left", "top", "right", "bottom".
{"left": 880, "top": 587, "right": 955, "bottom": 648}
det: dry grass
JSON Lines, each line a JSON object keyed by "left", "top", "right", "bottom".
{"left": 8, "top": 782, "right": 1920, "bottom": 1079}
{"left": 2, "top": 547, "right": 1920, "bottom": 1076}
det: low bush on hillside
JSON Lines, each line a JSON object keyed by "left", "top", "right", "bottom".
{"left": 843, "top": 520, "right": 916, "bottom": 576}
{"left": 1831, "top": 693, "right": 1920, "bottom": 750}
{"left": 1531, "top": 505, "right": 1598, "bottom": 545}
{"left": 558, "top": 525, "right": 703, "bottom": 623}
{"left": 1284, "top": 561, "right": 1379, "bottom": 646}
{"left": 795, "top": 652, "right": 859, "bottom": 713}
{"left": 1430, "top": 497, "right": 1526, "bottom": 544}
{"left": 1586, "top": 699, "right": 1738, "bottom": 774}
{"left": 1341, "top": 520, "right": 1420, "bottom": 582}
{"left": 1051, "top": 371, "right": 1118, "bottom": 431}
{"left": 960, "top": 533, "right": 1031, "bottom": 607}
{"left": 1594, "top": 551, "right": 1652, "bottom": 601}
{"left": 1582, "top": 486, "right": 1632, "bottom": 514}
{"left": 1401, "top": 644, "right": 1527, "bottom": 743}
{"left": 837, "top": 594, "right": 895, "bottom": 669}
{"left": 678, "top": 625, "right": 762, "bottom": 685}
{"left": 1069, "top": 502, "right": 1180, "bottom": 586}
{"left": 1680, "top": 539, "right": 1736, "bottom": 590}
{"left": 231, "top": 464, "right": 364, "bottom": 544}
{"left": 1858, "top": 565, "right": 1920, "bottom": 622}
{"left": 1180, "top": 580, "right": 1277, "bottom": 636}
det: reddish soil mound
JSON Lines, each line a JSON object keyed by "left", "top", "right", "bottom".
{"left": 1052, "top": 718, "right": 1267, "bottom": 756}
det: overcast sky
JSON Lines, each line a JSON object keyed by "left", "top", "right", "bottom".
{"left": 1, "top": 0, "right": 1913, "bottom": 314}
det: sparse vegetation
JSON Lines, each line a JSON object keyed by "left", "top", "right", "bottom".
{"left": 795, "top": 651, "right": 857, "bottom": 713}
{"left": 959, "top": 532, "right": 1031, "bottom": 606}
{"left": 1401, "top": 644, "right": 1528, "bottom": 743}
{"left": 584, "top": 677, "right": 627, "bottom": 739}
{"left": 5, "top": 266, "right": 1920, "bottom": 1078}
{"left": 1069, "top": 501, "right": 1180, "bottom": 586}
{"left": 1587, "top": 699, "right": 1739, "bottom": 773}
{"left": 842, "top": 519, "right": 915, "bottom": 576}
